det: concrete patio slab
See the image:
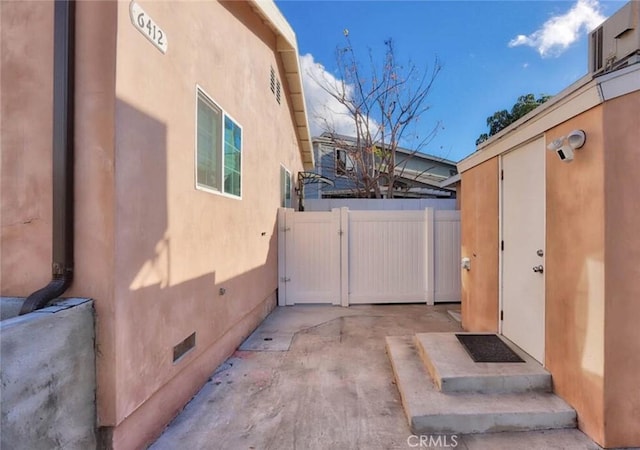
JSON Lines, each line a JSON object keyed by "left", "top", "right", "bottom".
{"left": 447, "top": 309, "right": 461, "bottom": 323}
{"left": 150, "top": 305, "right": 599, "bottom": 450}
{"left": 238, "top": 330, "right": 295, "bottom": 351}
{"left": 238, "top": 304, "right": 370, "bottom": 351}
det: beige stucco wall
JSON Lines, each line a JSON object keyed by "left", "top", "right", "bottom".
{"left": 109, "top": 2, "right": 304, "bottom": 447}
{"left": 545, "top": 105, "right": 606, "bottom": 445}
{"left": 1, "top": 0, "right": 120, "bottom": 431}
{"left": 2, "top": 1, "right": 305, "bottom": 449}
{"left": 602, "top": 90, "right": 640, "bottom": 448}
{"left": 459, "top": 89, "right": 640, "bottom": 448}
{"left": 546, "top": 90, "right": 640, "bottom": 448}
{"left": 72, "top": 0, "right": 120, "bottom": 428}
{"left": 460, "top": 158, "right": 499, "bottom": 332}
{"left": 1, "top": 1, "right": 55, "bottom": 294}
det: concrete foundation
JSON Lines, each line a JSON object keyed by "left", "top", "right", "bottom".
{"left": 0, "top": 297, "right": 96, "bottom": 450}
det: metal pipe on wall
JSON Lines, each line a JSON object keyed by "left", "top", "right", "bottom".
{"left": 20, "top": 0, "right": 75, "bottom": 315}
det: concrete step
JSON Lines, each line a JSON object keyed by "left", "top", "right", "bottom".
{"left": 415, "top": 332, "right": 552, "bottom": 394}
{"left": 386, "top": 336, "right": 576, "bottom": 435}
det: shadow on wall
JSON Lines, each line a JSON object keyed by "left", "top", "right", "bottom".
{"left": 104, "top": 222, "right": 280, "bottom": 450}
{"left": 99, "top": 101, "right": 282, "bottom": 449}
{"left": 90, "top": 99, "right": 169, "bottom": 437}
{"left": 115, "top": 100, "right": 169, "bottom": 291}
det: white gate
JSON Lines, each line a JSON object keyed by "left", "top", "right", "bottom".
{"left": 434, "top": 210, "right": 462, "bottom": 303}
{"left": 278, "top": 207, "right": 460, "bottom": 306}
{"left": 348, "top": 210, "right": 432, "bottom": 304}
{"left": 277, "top": 209, "right": 343, "bottom": 305}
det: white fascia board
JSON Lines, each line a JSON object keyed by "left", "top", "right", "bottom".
{"left": 458, "top": 64, "right": 640, "bottom": 174}
{"left": 458, "top": 75, "right": 601, "bottom": 173}
{"left": 598, "top": 63, "right": 640, "bottom": 101}
{"left": 250, "top": 0, "right": 296, "bottom": 46}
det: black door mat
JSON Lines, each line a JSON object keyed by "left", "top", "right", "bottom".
{"left": 455, "top": 334, "right": 525, "bottom": 363}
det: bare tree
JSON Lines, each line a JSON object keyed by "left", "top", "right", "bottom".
{"left": 311, "top": 34, "right": 442, "bottom": 198}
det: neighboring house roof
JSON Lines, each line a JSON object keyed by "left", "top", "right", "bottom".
{"left": 394, "top": 145, "right": 458, "bottom": 167}
{"left": 248, "top": 1, "right": 314, "bottom": 169}
{"left": 387, "top": 166, "right": 452, "bottom": 191}
{"left": 312, "top": 133, "right": 458, "bottom": 197}
{"left": 439, "top": 173, "right": 460, "bottom": 188}
{"left": 315, "top": 132, "right": 458, "bottom": 166}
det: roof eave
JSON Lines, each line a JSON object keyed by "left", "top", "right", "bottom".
{"left": 457, "top": 73, "right": 599, "bottom": 173}
{"left": 248, "top": 0, "right": 314, "bottom": 170}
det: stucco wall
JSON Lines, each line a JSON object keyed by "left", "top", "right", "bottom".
{"left": 1, "top": 1, "right": 305, "bottom": 449}
{"left": 602, "top": 90, "right": 640, "bottom": 448}
{"left": 72, "top": 1, "right": 120, "bottom": 430}
{"left": 545, "top": 105, "right": 606, "bottom": 445}
{"left": 105, "top": 1, "right": 305, "bottom": 448}
{"left": 1, "top": 0, "right": 120, "bottom": 431}
{"left": 460, "top": 158, "right": 499, "bottom": 332}
{"left": 1, "top": 1, "right": 54, "bottom": 294}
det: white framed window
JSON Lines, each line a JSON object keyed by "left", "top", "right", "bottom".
{"left": 280, "top": 165, "right": 292, "bottom": 208}
{"left": 335, "top": 148, "right": 355, "bottom": 176}
{"left": 196, "top": 87, "right": 242, "bottom": 198}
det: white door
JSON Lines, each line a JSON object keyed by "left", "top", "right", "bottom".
{"left": 502, "top": 139, "right": 545, "bottom": 363}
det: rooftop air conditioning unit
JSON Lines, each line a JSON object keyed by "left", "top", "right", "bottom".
{"left": 589, "top": 1, "right": 640, "bottom": 76}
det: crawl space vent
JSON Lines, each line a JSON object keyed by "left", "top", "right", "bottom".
{"left": 173, "top": 332, "right": 196, "bottom": 363}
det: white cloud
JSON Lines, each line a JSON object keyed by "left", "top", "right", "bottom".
{"left": 300, "top": 53, "right": 365, "bottom": 138}
{"left": 508, "top": 0, "right": 606, "bottom": 57}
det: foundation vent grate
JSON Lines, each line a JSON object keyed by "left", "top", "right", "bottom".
{"left": 173, "top": 332, "right": 196, "bottom": 363}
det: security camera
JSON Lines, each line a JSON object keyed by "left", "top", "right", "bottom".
{"left": 547, "top": 130, "right": 586, "bottom": 163}
{"left": 556, "top": 145, "right": 574, "bottom": 162}
{"left": 547, "top": 138, "right": 574, "bottom": 162}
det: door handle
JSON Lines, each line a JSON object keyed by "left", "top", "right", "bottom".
{"left": 532, "top": 265, "right": 544, "bottom": 273}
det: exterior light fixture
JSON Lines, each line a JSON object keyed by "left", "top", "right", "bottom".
{"left": 566, "top": 130, "right": 586, "bottom": 149}
{"left": 546, "top": 130, "right": 586, "bottom": 163}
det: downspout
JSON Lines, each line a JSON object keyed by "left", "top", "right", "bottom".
{"left": 20, "top": 0, "right": 75, "bottom": 315}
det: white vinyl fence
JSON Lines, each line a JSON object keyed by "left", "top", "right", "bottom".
{"left": 304, "top": 198, "right": 457, "bottom": 211}
{"left": 278, "top": 207, "right": 460, "bottom": 306}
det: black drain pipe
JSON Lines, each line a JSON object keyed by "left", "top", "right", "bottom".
{"left": 20, "top": 0, "right": 75, "bottom": 315}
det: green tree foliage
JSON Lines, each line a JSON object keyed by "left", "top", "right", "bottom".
{"left": 476, "top": 94, "right": 551, "bottom": 146}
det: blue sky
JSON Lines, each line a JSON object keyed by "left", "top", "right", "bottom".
{"left": 276, "top": 0, "right": 625, "bottom": 162}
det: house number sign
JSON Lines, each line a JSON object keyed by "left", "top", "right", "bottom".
{"left": 130, "top": 2, "right": 167, "bottom": 54}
